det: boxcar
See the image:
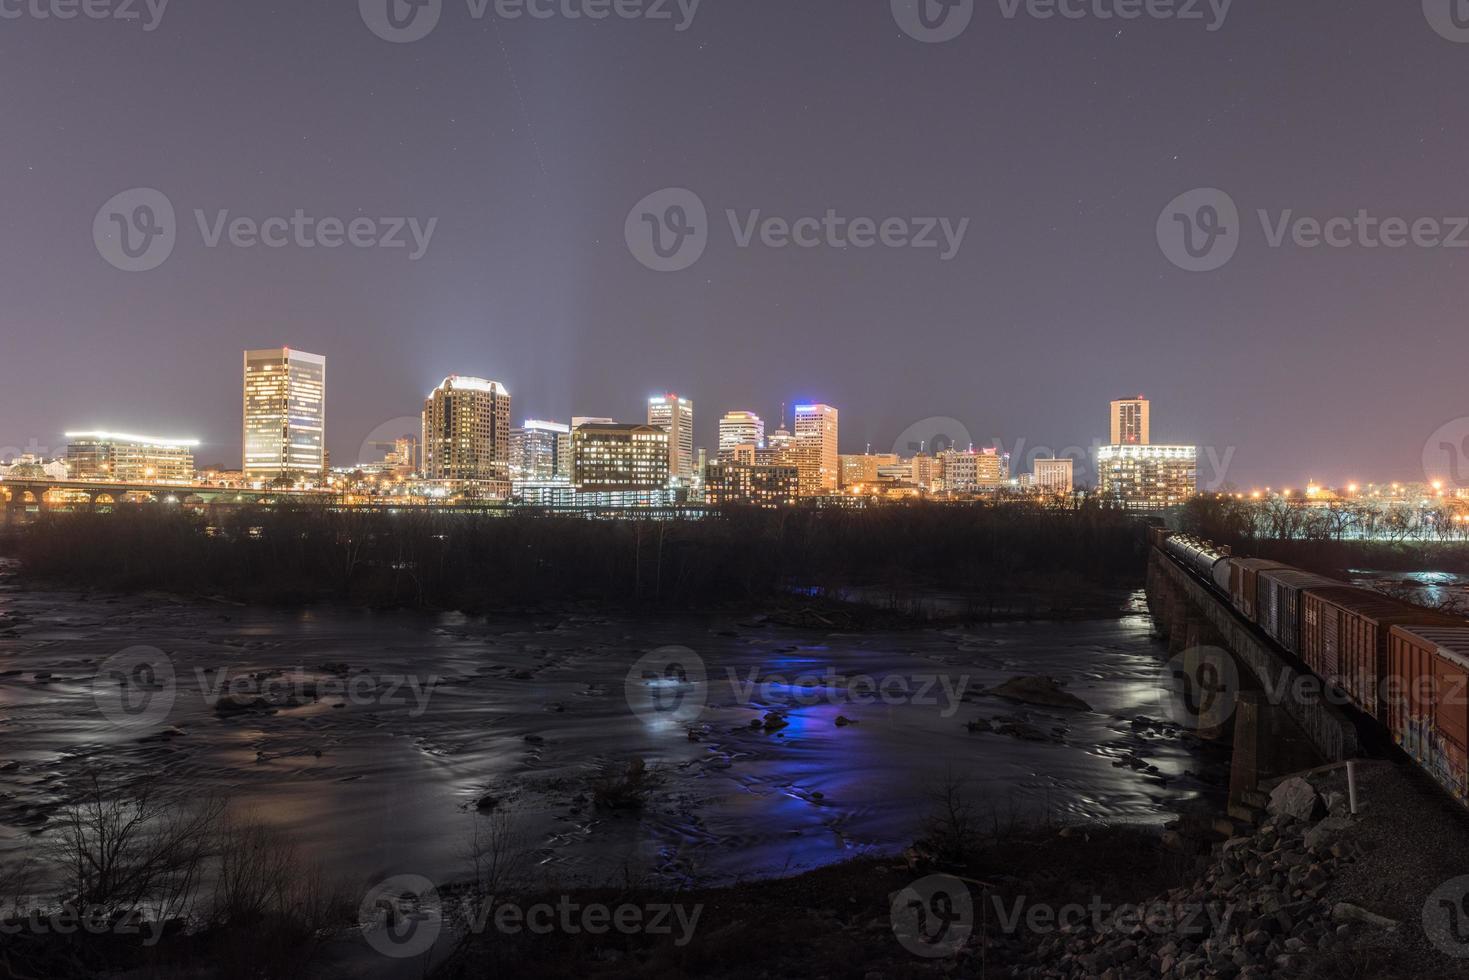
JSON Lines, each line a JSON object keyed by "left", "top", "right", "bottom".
{"left": 1302, "top": 588, "right": 1464, "bottom": 720}
{"left": 1387, "top": 626, "right": 1469, "bottom": 804}
{"left": 1256, "top": 568, "right": 1343, "bottom": 658}
{"left": 1226, "top": 558, "right": 1290, "bottom": 622}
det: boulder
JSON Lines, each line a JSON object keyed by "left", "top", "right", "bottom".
{"left": 990, "top": 675, "right": 1093, "bottom": 711}
{"left": 1331, "top": 903, "right": 1398, "bottom": 930}
{"left": 1267, "top": 778, "right": 1323, "bottom": 823}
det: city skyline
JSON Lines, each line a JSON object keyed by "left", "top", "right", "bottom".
{"left": 4, "top": 3, "right": 1467, "bottom": 488}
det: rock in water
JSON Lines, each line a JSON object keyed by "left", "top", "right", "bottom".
{"left": 989, "top": 675, "right": 1092, "bottom": 711}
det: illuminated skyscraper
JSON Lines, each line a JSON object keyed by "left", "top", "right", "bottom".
{"left": 793, "top": 403, "right": 839, "bottom": 494}
{"left": 1110, "top": 396, "right": 1151, "bottom": 446}
{"left": 511, "top": 419, "right": 571, "bottom": 482}
{"left": 1034, "top": 458, "right": 1074, "bottom": 494}
{"left": 422, "top": 376, "right": 512, "bottom": 495}
{"left": 648, "top": 394, "right": 694, "bottom": 482}
{"left": 242, "top": 348, "right": 326, "bottom": 480}
{"left": 718, "top": 411, "right": 765, "bottom": 456}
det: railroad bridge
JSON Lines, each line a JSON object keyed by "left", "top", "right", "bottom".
{"left": 1147, "top": 543, "right": 1360, "bottom": 806}
{"left": 0, "top": 478, "right": 329, "bottom": 523}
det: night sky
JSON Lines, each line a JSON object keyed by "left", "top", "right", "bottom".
{"left": 3, "top": 0, "right": 1467, "bottom": 488}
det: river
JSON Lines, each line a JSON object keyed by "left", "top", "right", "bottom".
{"left": 0, "top": 574, "right": 1217, "bottom": 900}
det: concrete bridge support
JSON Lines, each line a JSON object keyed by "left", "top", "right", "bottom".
{"left": 1146, "top": 548, "right": 1359, "bottom": 806}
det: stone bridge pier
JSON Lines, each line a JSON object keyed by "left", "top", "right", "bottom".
{"left": 1146, "top": 549, "right": 1358, "bottom": 809}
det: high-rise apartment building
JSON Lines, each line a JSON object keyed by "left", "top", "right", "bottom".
{"left": 1110, "top": 396, "right": 1151, "bottom": 447}
{"left": 421, "top": 376, "right": 512, "bottom": 495}
{"left": 66, "top": 432, "right": 199, "bottom": 483}
{"left": 1034, "top": 458, "right": 1074, "bottom": 495}
{"left": 1096, "top": 445, "right": 1195, "bottom": 509}
{"left": 511, "top": 420, "right": 571, "bottom": 482}
{"left": 572, "top": 423, "right": 670, "bottom": 491}
{"left": 718, "top": 411, "right": 765, "bottom": 456}
{"left": 793, "top": 403, "right": 839, "bottom": 494}
{"left": 647, "top": 394, "right": 694, "bottom": 483}
{"left": 243, "top": 348, "right": 326, "bottom": 481}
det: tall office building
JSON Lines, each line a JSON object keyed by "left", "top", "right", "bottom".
{"left": 1034, "top": 458, "right": 1075, "bottom": 495}
{"left": 421, "top": 376, "right": 512, "bottom": 495}
{"left": 718, "top": 411, "right": 765, "bottom": 456}
{"left": 1110, "top": 396, "right": 1151, "bottom": 446}
{"left": 793, "top": 404, "right": 840, "bottom": 494}
{"left": 572, "top": 423, "right": 670, "bottom": 491}
{"left": 647, "top": 394, "right": 694, "bottom": 483}
{"left": 243, "top": 348, "right": 326, "bottom": 480}
{"left": 511, "top": 419, "right": 571, "bottom": 482}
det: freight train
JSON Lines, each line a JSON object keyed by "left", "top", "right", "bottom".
{"left": 1151, "top": 526, "right": 1469, "bottom": 803}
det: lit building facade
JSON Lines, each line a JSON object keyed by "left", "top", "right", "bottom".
{"left": 793, "top": 404, "right": 839, "bottom": 494}
{"left": 572, "top": 423, "right": 670, "bottom": 492}
{"left": 840, "top": 453, "right": 900, "bottom": 488}
{"left": 1110, "top": 396, "right": 1151, "bottom": 447}
{"left": 421, "top": 376, "right": 512, "bottom": 496}
{"left": 243, "top": 348, "right": 326, "bottom": 480}
{"left": 65, "top": 432, "right": 198, "bottom": 483}
{"left": 704, "top": 460, "right": 799, "bottom": 508}
{"left": 1034, "top": 458, "right": 1075, "bottom": 495}
{"left": 1096, "top": 444, "right": 1196, "bottom": 509}
{"left": 936, "top": 449, "right": 1006, "bottom": 492}
{"left": 648, "top": 394, "right": 695, "bottom": 483}
{"left": 718, "top": 411, "right": 765, "bottom": 456}
{"left": 511, "top": 419, "right": 571, "bottom": 482}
